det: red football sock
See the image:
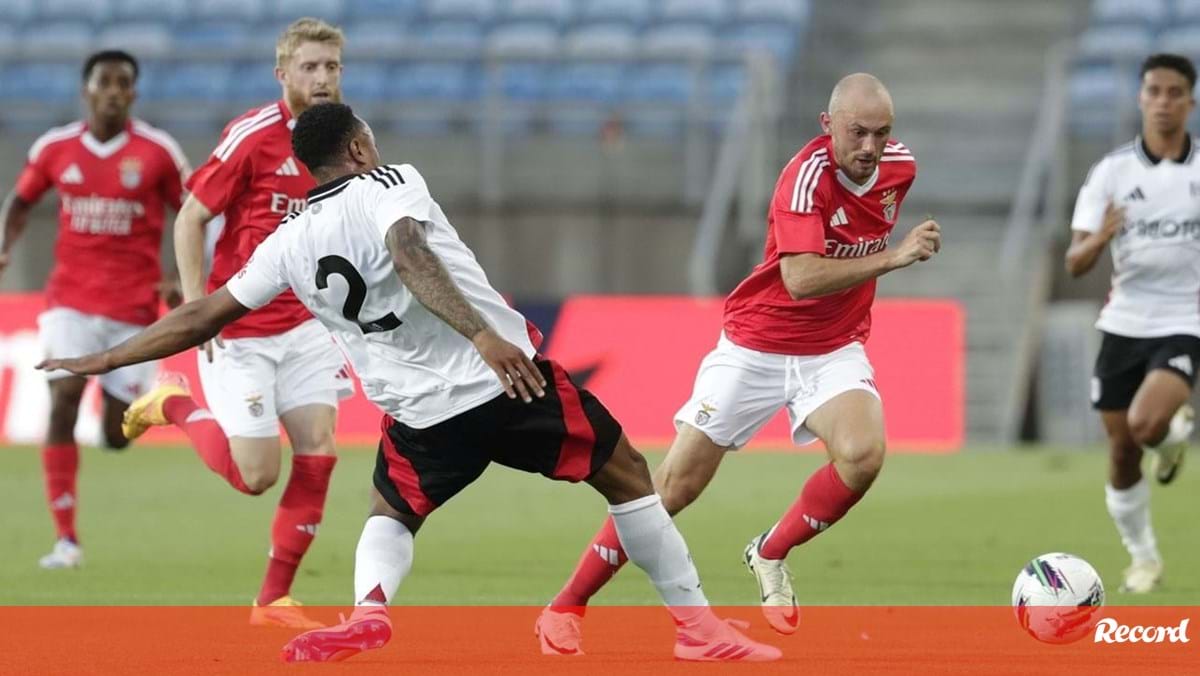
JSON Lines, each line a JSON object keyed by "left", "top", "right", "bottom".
{"left": 550, "top": 516, "right": 627, "bottom": 613}
{"left": 759, "top": 462, "right": 865, "bottom": 560}
{"left": 257, "top": 454, "right": 337, "bottom": 606}
{"left": 42, "top": 443, "right": 79, "bottom": 543}
{"left": 163, "top": 395, "right": 252, "bottom": 495}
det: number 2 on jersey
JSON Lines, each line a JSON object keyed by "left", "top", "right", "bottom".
{"left": 315, "top": 255, "right": 402, "bottom": 334}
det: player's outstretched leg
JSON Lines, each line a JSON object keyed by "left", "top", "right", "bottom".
{"left": 538, "top": 426, "right": 729, "bottom": 654}
{"left": 1127, "top": 370, "right": 1193, "bottom": 486}
{"left": 565, "top": 435, "right": 780, "bottom": 662}
{"left": 123, "top": 372, "right": 256, "bottom": 494}
{"left": 39, "top": 377, "right": 86, "bottom": 569}
{"left": 282, "top": 493, "right": 417, "bottom": 663}
{"left": 1100, "top": 411, "right": 1163, "bottom": 594}
{"left": 752, "top": 391, "right": 883, "bottom": 634}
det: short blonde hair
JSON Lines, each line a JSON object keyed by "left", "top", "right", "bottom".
{"left": 275, "top": 17, "right": 345, "bottom": 67}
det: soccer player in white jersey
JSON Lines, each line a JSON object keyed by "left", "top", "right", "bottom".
{"left": 38, "top": 103, "right": 781, "bottom": 664}
{"left": 1066, "top": 53, "right": 1200, "bottom": 594}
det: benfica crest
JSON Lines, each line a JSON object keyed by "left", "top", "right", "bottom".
{"left": 119, "top": 157, "right": 143, "bottom": 189}
{"left": 880, "top": 188, "right": 898, "bottom": 223}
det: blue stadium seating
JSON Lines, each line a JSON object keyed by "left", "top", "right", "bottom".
{"left": 563, "top": 23, "right": 638, "bottom": 57}
{"left": 227, "top": 62, "right": 282, "bottom": 103}
{"left": 1158, "top": 24, "right": 1200, "bottom": 59}
{"left": 659, "top": 0, "right": 729, "bottom": 25}
{"left": 346, "top": 0, "right": 418, "bottom": 20}
{"left": 154, "top": 63, "right": 234, "bottom": 101}
{"left": 641, "top": 23, "right": 715, "bottom": 59}
{"left": 192, "top": 0, "right": 265, "bottom": 23}
{"left": 414, "top": 20, "right": 486, "bottom": 54}
{"left": 578, "top": 0, "right": 651, "bottom": 26}
{"left": 112, "top": 0, "right": 188, "bottom": 23}
{"left": 8, "top": 63, "right": 79, "bottom": 102}
{"left": 487, "top": 22, "right": 560, "bottom": 57}
{"left": 551, "top": 62, "right": 624, "bottom": 103}
{"left": 340, "top": 61, "right": 392, "bottom": 101}
{"left": 1176, "top": 0, "right": 1200, "bottom": 20}
{"left": 504, "top": 0, "right": 575, "bottom": 25}
{"left": 1076, "top": 25, "right": 1153, "bottom": 63}
{"left": 344, "top": 22, "right": 409, "bottom": 56}
{"left": 35, "top": 0, "right": 112, "bottom": 24}
{"left": 734, "top": 0, "right": 809, "bottom": 24}
{"left": 173, "top": 23, "right": 254, "bottom": 52}
{"left": 627, "top": 63, "right": 694, "bottom": 104}
{"left": 97, "top": 23, "right": 174, "bottom": 59}
{"left": 391, "top": 62, "right": 479, "bottom": 101}
{"left": 727, "top": 22, "right": 798, "bottom": 63}
{"left": 424, "top": 0, "right": 497, "bottom": 23}
{"left": 0, "top": 23, "right": 15, "bottom": 59}
{"left": 266, "top": 0, "right": 346, "bottom": 22}
{"left": 20, "top": 22, "right": 94, "bottom": 58}
{"left": 1091, "top": 0, "right": 1168, "bottom": 26}
{"left": 0, "top": 0, "right": 34, "bottom": 24}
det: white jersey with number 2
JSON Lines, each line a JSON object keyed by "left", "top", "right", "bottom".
{"left": 226, "top": 164, "right": 536, "bottom": 428}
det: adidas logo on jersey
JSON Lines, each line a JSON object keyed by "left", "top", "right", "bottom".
{"left": 1125, "top": 186, "right": 1146, "bottom": 202}
{"left": 1168, "top": 354, "right": 1194, "bottom": 377}
{"left": 274, "top": 157, "right": 302, "bottom": 177}
{"left": 60, "top": 164, "right": 84, "bottom": 185}
{"left": 829, "top": 206, "right": 849, "bottom": 227}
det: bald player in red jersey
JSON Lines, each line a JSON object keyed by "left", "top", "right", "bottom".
{"left": 119, "top": 19, "right": 351, "bottom": 628}
{"left": 0, "top": 50, "right": 188, "bottom": 571}
{"left": 535, "top": 73, "right": 942, "bottom": 653}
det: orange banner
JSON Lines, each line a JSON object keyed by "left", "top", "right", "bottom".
{"left": 1, "top": 606, "right": 1194, "bottom": 675}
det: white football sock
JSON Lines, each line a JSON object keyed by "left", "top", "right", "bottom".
{"left": 354, "top": 515, "right": 414, "bottom": 607}
{"left": 1105, "top": 479, "right": 1160, "bottom": 564}
{"left": 609, "top": 494, "right": 710, "bottom": 625}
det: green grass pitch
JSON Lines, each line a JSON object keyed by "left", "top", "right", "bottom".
{"left": 0, "top": 445, "right": 1196, "bottom": 606}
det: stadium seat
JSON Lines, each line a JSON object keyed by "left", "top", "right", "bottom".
{"left": 1175, "top": 0, "right": 1200, "bottom": 21}
{"left": 503, "top": 0, "right": 575, "bottom": 25}
{"left": 0, "top": 0, "right": 34, "bottom": 23}
{"left": 1158, "top": 24, "right": 1200, "bottom": 59}
{"left": 156, "top": 63, "right": 234, "bottom": 101}
{"left": 20, "top": 22, "right": 94, "bottom": 58}
{"left": 1091, "top": 0, "right": 1168, "bottom": 26}
{"left": 340, "top": 61, "right": 391, "bottom": 101}
{"left": 97, "top": 23, "right": 174, "bottom": 58}
{"left": 227, "top": 61, "right": 282, "bottom": 102}
{"left": 112, "top": 0, "right": 188, "bottom": 23}
{"left": 391, "top": 62, "right": 478, "bottom": 101}
{"left": 413, "top": 21, "right": 486, "bottom": 54}
{"left": 490, "top": 62, "right": 548, "bottom": 101}
{"left": 343, "top": 22, "right": 408, "bottom": 57}
{"left": 1076, "top": 25, "right": 1153, "bottom": 62}
{"left": 708, "top": 63, "right": 747, "bottom": 104}
{"left": 1069, "top": 65, "right": 1122, "bottom": 105}
{"left": 192, "top": 0, "right": 265, "bottom": 22}
{"left": 173, "top": 23, "right": 254, "bottom": 52}
{"left": 8, "top": 62, "right": 87, "bottom": 102}
{"left": 578, "top": 0, "right": 651, "bottom": 26}
{"left": 550, "top": 62, "right": 624, "bottom": 103}
{"left": 0, "top": 23, "right": 14, "bottom": 58}
{"left": 641, "top": 23, "right": 715, "bottom": 59}
{"left": 658, "top": 0, "right": 729, "bottom": 24}
{"left": 563, "top": 22, "right": 638, "bottom": 57}
{"left": 266, "top": 0, "right": 346, "bottom": 21}
{"left": 346, "top": 0, "right": 419, "bottom": 20}
{"left": 727, "top": 22, "right": 799, "bottom": 64}
{"left": 424, "top": 0, "right": 498, "bottom": 23}
{"left": 733, "top": 0, "right": 809, "bottom": 24}
{"left": 34, "top": 0, "right": 112, "bottom": 24}
{"left": 486, "top": 22, "right": 560, "bottom": 57}
{"left": 626, "top": 63, "right": 694, "bottom": 104}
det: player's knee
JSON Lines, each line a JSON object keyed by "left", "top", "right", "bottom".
{"left": 1127, "top": 413, "right": 1169, "bottom": 448}
{"left": 834, "top": 437, "right": 886, "bottom": 487}
{"left": 241, "top": 467, "right": 279, "bottom": 495}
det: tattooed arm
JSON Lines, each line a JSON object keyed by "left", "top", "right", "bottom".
{"left": 384, "top": 217, "right": 545, "bottom": 401}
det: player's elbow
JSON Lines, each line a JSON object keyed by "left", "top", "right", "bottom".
{"left": 782, "top": 274, "right": 819, "bottom": 300}
{"left": 1063, "top": 252, "right": 1087, "bottom": 278}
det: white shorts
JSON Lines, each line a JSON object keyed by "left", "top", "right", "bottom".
{"left": 38, "top": 307, "right": 158, "bottom": 403}
{"left": 674, "top": 334, "right": 881, "bottom": 449}
{"left": 197, "top": 319, "right": 353, "bottom": 438}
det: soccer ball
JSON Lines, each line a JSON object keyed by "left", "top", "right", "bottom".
{"left": 1011, "top": 552, "right": 1105, "bottom": 644}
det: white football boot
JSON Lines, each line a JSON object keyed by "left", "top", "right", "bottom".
{"left": 38, "top": 538, "right": 83, "bottom": 570}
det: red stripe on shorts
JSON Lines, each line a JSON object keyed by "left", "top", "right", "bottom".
{"left": 379, "top": 415, "right": 436, "bottom": 517}
{"left": 550, "top": 362, "right": 595, "bottom": 481}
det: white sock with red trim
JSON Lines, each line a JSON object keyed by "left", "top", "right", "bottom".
{"left": 354, "top": 516, "right": 413, "bottom": 608}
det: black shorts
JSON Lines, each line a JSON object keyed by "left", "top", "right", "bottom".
{"left": 1092, "top": 332, "right": 1200, "bottom": 410}
{"left": 373, "top": 358, "right": 622, "bottom": 517}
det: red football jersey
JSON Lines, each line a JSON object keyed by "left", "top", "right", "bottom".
{"left": 15, "top": 119, "right": 189, "bottom": 326}
{"left": 723, "top": 134, "right": 917, "bottom": 355}
{"left": 187, "top": 101, "right": 314, "bottom": 339}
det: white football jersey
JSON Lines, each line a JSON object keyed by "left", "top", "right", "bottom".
{"left": 1071, "top": 136, "right": 1200, "bottom": 338}
{"left": 226, "top": 164, "right": 536, "bottom": 428}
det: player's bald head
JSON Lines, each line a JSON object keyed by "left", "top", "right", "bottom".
{"left": 827, "top": 73, "right": 893, "bottom": 119}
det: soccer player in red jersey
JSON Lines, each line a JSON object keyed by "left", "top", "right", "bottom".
{"left": 119, "top": 19, "right": 349, "bottom": 627}
{"left": 535, "top": 73, "right": 943, "bottom": 650}
{"left": 0, "top": 50, "right": 189, "bottom": 569}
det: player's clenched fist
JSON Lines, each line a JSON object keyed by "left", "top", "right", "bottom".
{"left": 890, "top": 219, "right": 941, "bottom": 269}
{"left": 472, "top": 328, "right": 547, "bottom": 403}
